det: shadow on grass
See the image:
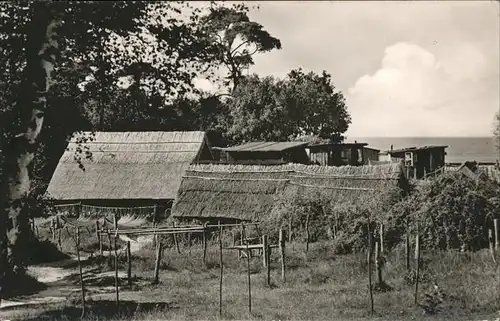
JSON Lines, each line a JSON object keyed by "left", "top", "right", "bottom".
{"left": 20, "top": 299, "right": 177, "bottom": 321}
{"left": 26, "top": 239, "right": 70, "bottom": 265}
{"left": 3, "top": 273, "right": 48, "bottom": 299}
{"left": 39, "top": 254, "right": 110, "bottom": 270}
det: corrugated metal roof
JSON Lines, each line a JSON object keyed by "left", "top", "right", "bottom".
{"left": 222, "top": 141, "right": 308, "bottom": 152}
{"left": 387, "top": 145, "right": 448, "bottom": 154}
{"left": 306, "top": 142, "right": 368, "bottom": 148}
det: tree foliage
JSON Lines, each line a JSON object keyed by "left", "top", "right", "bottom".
{"left": 0, "top": 1, "right": 231, "bottom": 291}
{"left": 227, "top": 69, "right": 351, "bottom": 144}
{"left": 198, "top": 2, "right": 281, "bottom": 92}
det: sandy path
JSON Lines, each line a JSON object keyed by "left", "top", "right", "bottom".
{"left": 0, "top": 235, "right": 153, "bottom": 310}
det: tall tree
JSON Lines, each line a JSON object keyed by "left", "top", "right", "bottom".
{"left": 0, "top": 1, "right": 62, "bottom": 295}
{"left": 198, "top": 3, "right": 281, "bottom": 92}
{"left": 227, "top": 69, "right": 351, "bottom": 144}
{"left": 0, "top": 1, "right": 151, "bottom": 295}
{"left": 0, "top": 2, "right": 229, "bottom": 294}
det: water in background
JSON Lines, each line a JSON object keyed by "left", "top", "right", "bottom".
{"left": 348, "top": 137, "right": 498, "bottom": 164}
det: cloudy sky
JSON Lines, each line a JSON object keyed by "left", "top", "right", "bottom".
{"left": 200, "top": 1, "right": 499, "bottom": 138}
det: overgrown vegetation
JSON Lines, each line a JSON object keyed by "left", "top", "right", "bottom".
{"left": 263, "top": 171, "right": 500, "bottom": 255}
{"left": 263, "top": 184, "right": 403, "bottom": 253}
{"left": 395, "top": 172, "right": 500, "bottom": 251}
{"left": 4, "top": 230, "right": 500, "bottom": 320}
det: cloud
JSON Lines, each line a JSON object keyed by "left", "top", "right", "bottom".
{"left": 346, "top": 42, "right": 499, "bottom": 137}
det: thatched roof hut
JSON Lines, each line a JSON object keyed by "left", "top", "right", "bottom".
{"left": 286, "top": 163, "right": 405, "bottom": 206}
{"left": 171, "top": 162, "right": 406, "bottom": 222}
{"left": 46, "top": 131, "right": 213, "bottom": 206}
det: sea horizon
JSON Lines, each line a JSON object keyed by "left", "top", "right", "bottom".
{"left": 347, "top": 136, "right": 498, "bottom": 164}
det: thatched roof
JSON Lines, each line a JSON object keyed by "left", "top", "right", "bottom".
{"left": 172, "top": 163, "right": 405, "bottom": 221}
{"left": 46, "top": 131, "right": 212, "bottom": 201}
{"left": 222, "top": 141, "right": 308, "bottom": 152}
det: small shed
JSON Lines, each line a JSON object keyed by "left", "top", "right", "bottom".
{"left": 385, "top": 145, "right": 448, "bottom": 179}
{"left": 363, "top": 147, "right": 381, "bottom": 164}
{"left": 46, "top": 131, "right": 213, "bottom": 218}
{"left": 306, "top": 142, "right": 369, "bottom": 166}
{"left": 216, "top": 141, "right": 310, "bottom": 165}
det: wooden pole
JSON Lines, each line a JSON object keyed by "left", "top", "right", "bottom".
{"left": 239, "top": 224, "right": 244, "bottom": 260}
{"left": 113, "top": 212, "right": 118, "bottom": 229}
{"left": 242, "top": 223, "right": 252, "bottom": 314}
{"left": 51, "top": 218, "right": 55, "bottom": 242}
{"left": 218, "top": 221, "right": 223, "bottom": 317}
{"left": 96, "top": 221, "right": 102, "bottom": 255}
{"left": 202, "top": 222, "right": 207, "bottom": 266}
{"left": 152, "top": 206, "right": 157, "bottom": 249}
{"left": 114, "top": 231, "right": 119, "bottom": 311}
{"left": 153, "top": 238, "right": 162, "bottom": 284}
{"left": 173, "top": 222, "right": 181, "bottom": 254}
{"left": 279, "top": 229, "right": 286, "bottom": 283}
{"left": 489, "top": 228, "right": 497, "bottom": 264}
{"left": 495, "top": 219, "right": 499, "bottom": 251}
{"left": 107, "top": 231, "right": 112, "bottom": 267}
{"left": 288, "top": 218, "right": 292, "bottom": 243}
{"left": 57, "top": 228, "right": 62, "bottom": 250}
{"left": 367, "top": 221, "right": 374, "bottom": 315}
{"left": 262, "top": 235, "right": 268, "bottom": 268}
{"left": 188, "top": 232, "right": 192, "bottom": 256}
{"left": 127, "top": 241, "right": 132, "bottom": 286}
{"left": 305, "top": 213, "right": 310, "bottom": 254}
{"left": 406, "top": 222, "right": 410, "bottom": 271}
{"left": 375, "top": 241, "right": 382, "bottom": 285}
{"left": 98, "top": 221, "right": 103, "bottom": 256}
{"left": 414, "top": 221, "right": 420, "bottom": 305}
{"left": 379, "top": 223, "right": 384, "bottom": 254}
{"left": 266, "top": 236, "right": 271, "bottom": 287}
{"left": 76, "top": 227, "right": 86, "bottom": 319}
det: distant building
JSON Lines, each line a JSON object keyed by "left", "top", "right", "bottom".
{"left": 363, "top": 147, "right": 381, "bottom": 165}
{"left": 383, "top": 145, "right": 448, "bottom": 179}
{"left": 306, "top": 142, "right": 372, "bottom": 166}
{"left": 213, "top": 141, "right": 310, "bottom": 165}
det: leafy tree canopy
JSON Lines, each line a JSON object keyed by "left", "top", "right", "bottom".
{"left": 226, "top": 69, "right": 351, "bottom": 144}
{"left": 197, "top": 2, "right": 281, "bottom": 92}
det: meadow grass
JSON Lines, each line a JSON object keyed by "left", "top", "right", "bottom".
{"left": 5, "top": 227, "right": 500, "bottom": 321}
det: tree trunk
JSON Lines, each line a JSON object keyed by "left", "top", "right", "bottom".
{"left": 0, "top": 2, "right": 60, "bottom": 295}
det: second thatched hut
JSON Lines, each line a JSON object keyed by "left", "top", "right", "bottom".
{"left": 171, "top": 162, "right": 408, "bottom": 224}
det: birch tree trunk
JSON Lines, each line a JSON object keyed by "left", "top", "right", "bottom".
{"left": 0, "top": 2, "right": 60, "bottom": 297}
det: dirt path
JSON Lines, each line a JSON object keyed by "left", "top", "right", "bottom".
{"left": 0, "top": 234, "right": 154, "bottom": 311}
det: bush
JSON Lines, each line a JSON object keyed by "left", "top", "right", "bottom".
{"left": 262, "top": 170, "right": 499, "bottom": 254}
{"left": 262, "top": 185, "right": 402, "bottom": 253}
{"left": 390, "top": 172, "right": 500, "bottom": 251}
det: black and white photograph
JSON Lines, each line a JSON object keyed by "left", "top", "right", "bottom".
{"left": 0, "top": 1, "right": 499, "bottom": 320}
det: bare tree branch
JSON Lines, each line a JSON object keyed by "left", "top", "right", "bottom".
{"left": 230, "top": 40, "right": 250, "bottom": 55}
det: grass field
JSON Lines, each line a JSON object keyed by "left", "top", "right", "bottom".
{"left": 2, "top": 226, "right": 500, "bottom": 321}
